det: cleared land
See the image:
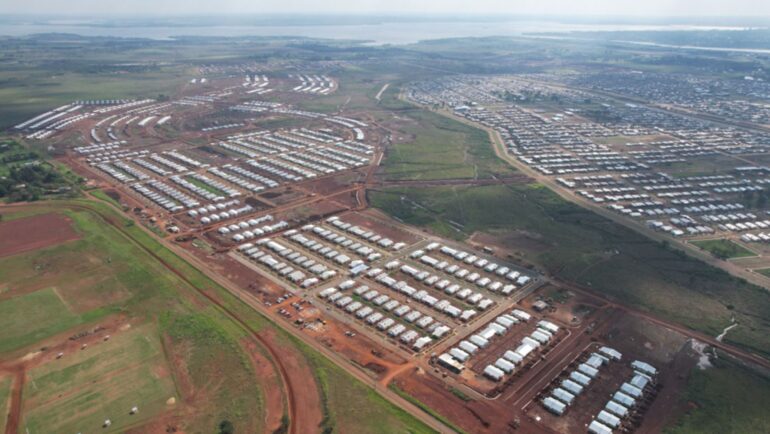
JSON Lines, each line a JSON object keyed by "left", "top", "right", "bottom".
{"left": 0, "top": 213, "right": 80, "bottom": 258}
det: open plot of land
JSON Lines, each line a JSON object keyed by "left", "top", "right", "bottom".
{"left": 664, "top": 155, "right": 743, "bottom": 178}
{"left": 160, "top": 312, "right": 268, "bottom": 434}
{"left": 0, "top": 213, "right": 80, "bottom": 258}
{"left": 382, "top": 109, "right": 510, "bottom": 181}
{"left": 0, "top": 288, "right": 84, "bottom": 354}
{"left": 297, "top": 343, "right": 436, "bottom": 434}
{"left": 21, "top": 323, "right": 176, "bottom": 434}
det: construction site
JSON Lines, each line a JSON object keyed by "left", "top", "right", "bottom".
{"left": 6, "top": 62, "right": 768, "bottom": 434}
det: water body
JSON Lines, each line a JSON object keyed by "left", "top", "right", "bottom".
{"left": 0, "top": 18, "right": 754, "bottom": 45}
{"left": 615, "top": 39, "right": 770, "bottom": 55}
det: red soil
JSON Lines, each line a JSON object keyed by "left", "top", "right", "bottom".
{"left": 0, "top": 213, "right": 80, "bottom": 258}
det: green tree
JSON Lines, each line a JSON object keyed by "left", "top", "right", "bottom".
{"left": 218, "top": 420, "right": 234, "bottom": 434}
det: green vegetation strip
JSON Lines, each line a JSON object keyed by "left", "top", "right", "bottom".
{"left": 690, "top": 239, "right": 755, "bottom": 259}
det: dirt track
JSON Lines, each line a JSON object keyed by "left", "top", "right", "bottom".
{"left": 4, "top": 368, "right": 23, "bottom": 434}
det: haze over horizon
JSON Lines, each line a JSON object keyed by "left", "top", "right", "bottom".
{"left": 1, "top": 0, "right": 768, "bottom": 18}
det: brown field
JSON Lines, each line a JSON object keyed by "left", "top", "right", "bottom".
{"left": 0, "top": 213, "right": 80, "bottom": 258}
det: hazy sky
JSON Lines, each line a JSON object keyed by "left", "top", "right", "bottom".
{"left": 1, "top": 0, "right": 768, "bottom": 17}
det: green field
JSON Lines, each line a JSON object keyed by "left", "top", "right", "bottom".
{"left": 0, "top": 68, "right": 190, "bottom": 130}
{"left": 0, "top": 205, "right": 267, "bottom": 433}
{"left": 22, "top": 323, "right": 177, "bottom": 434}
{"left": 162, "top": 312, "right": 266, "bottom": 433}
{"left": 665, "top": 155, "right": 744, "bottom": 178}
{"left": 691, "top": 239, "right": 755, "bottom": 259}
{"left": 370, "top": 184, "right": 770, "bottom": 358}
{"left": 298, "top": 343, "right": 435, "bottom": 434}
{"left": 383, "top": 108, "right": 510, "bottom": 181}
{"left": 0, "top": 288, "right": 84, "bottom": 353}
{"left": 665, "top": 355, "right": 770, "bottom": 434}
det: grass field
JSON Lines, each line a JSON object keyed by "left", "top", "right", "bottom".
{"left": 370, "top": 183, "right": 770, "bottom": 358}
{"left": 0, "top": 288, "right": 85, "bottom": 353}
{"left": 383, "top": 108, "right": 510, "bottom": 181}
{"left": 162, "top": 312, "right": 266, "bottom": 433}
{"left": 665, "top": 155, "right": 744, "bottom": 178}
{"left": 691, "top": 239, "right": 755, "bottom": 259}
{"left": 22, "top": 323, "right": 177, "bottom": 434}
{"left": 0, "top": 204, "right": 267, "bottom": 433}
{"left": 298, "top": 343, "right": 436, "bottom": 434}
{"left": 665, "top": 355, "right": 770, "bottom": 434}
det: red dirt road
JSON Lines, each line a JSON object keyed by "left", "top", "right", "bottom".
{"left": 0, "top": 213, "right": 80, "bottom": 258}
{"left": 4, "top": 368, "right": 24, "bottom": 434}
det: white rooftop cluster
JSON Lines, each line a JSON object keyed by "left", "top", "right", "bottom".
{"left": 292, "top": 74, "right": 334, "bottom": 94}
{"left": 439, "top": 309, "right": 532, "bottom": 375}
{"left": 319, "top": 282, "right": 444, "bottom": 351}
{"left": 238, "top": 236, "right": 336, "bottom": 289}
{"left": 587, "top": 357, "right": 656, "bottom": 434}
